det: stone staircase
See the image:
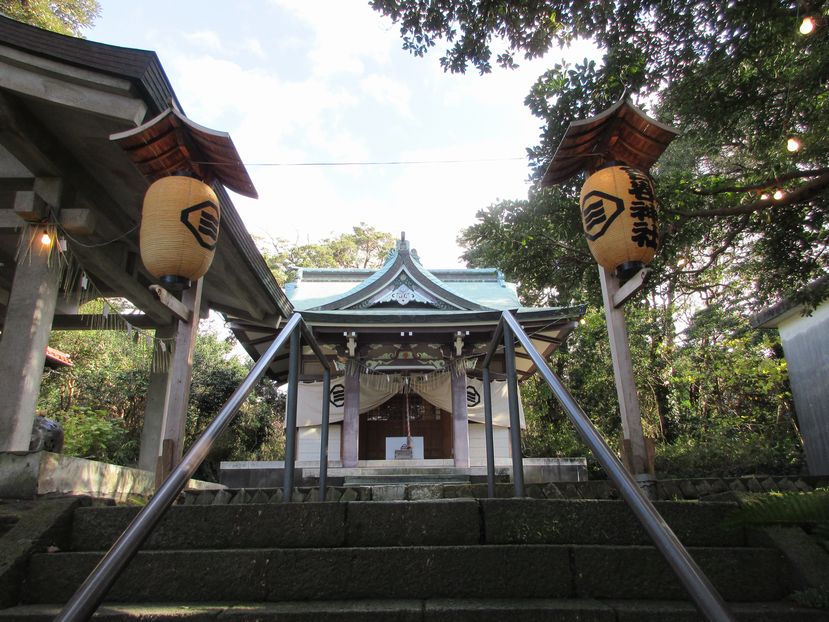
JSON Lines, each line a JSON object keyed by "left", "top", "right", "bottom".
{"left": 1, "top": 496, "right": 828, "bottom": 620}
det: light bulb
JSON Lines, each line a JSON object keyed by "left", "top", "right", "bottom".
{"left": 800, "top": 16, "right": 815, "bottom": 35}
{"left": 787, "top": 137, "right": 801, "bottom": 152}
{"left": 761, "top": 193, "right": 770, "bottom": 200}
{"left": 40, "top": 232, "right": 51, "bottom": 246}
{"left": 773, "top": 189, "right": 785, "bottom": 201}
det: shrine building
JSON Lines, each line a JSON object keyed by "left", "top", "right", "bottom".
{"left": 231, "top": 235, "right": 584, "bottom": 469}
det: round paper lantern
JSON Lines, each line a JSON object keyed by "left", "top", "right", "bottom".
{"left": 140, "top": 176, "right": 220, "bottom": 290}
{"left": 579, "top": 165, "right": 659, "bottom": 279}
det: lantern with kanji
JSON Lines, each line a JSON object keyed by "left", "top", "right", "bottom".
{"left": 580, "top": 164, "right": 659, "bottom": 279}
{"left": 541, "top": 98, "right": 679, "bottom": 280}
{"left": 110, "top": 106, "right": 258, "bottom": 290}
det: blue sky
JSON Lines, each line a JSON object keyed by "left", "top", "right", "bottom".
{"left": 90, "top": 1, "right": 599, "bottom": 268}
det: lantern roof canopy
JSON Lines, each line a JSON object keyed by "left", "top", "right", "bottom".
{"left": 541, "top": 97, "right": 680, "bottom": 187}
{"left": 110, "top": 106, "right": 258, "bottom": 199}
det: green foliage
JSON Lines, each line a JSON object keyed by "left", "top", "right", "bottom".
{"left": 0, "top": 0, "right": 100, "bottom": 36}
{"left": 52, "top": 405, "right": 135, "bottom": 465}
{"left": 38, "top": 307, "right": 284, "bottom": 475}
{"left": 263, "top": 224, "right": 395, "bottom": 285}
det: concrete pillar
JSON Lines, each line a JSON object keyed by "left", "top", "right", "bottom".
{"left": 0, "top": 230, "right": 61, "bottom": 451}
{"left": 451, "top": 360, "right": 470, "bottom": 468}
{"left": 341, "top": 360, "right": 360, "bottom": 467}
{"left": 138, "top": 324, "right": 175, "bottom": 472}
{"left": 158, "top": 279, "right": 202, "bottom": 477}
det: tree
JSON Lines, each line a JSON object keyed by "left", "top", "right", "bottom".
{"left": 373, "top": 1, "right": 817, "bottom": 475}
{"left": 0, "top": 0, "right": 100, "bottom": 37}
{"left": 374, "top": 0, "right": 829, "bottom": 305}
{"left": 263, "top": 223, "right": 395, "bottom": 285}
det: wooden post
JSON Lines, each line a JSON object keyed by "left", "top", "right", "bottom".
{"left": 341, "top": 360, "right": 360, "bottom": 467}
{"left": 156, "top": 278, "right": 203, "bottom": 483}
{"left": 450, "top": 359, "right": 470, "bottom": 468}
{"left": 138, "top": 324, "right": 175, "bottom": 472}
{"left": 598, "top": 266, "right": 649, "bottom": 476}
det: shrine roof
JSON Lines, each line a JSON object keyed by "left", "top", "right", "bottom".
{"left": 285, "top": 238, "right": 520, "bottom": 312}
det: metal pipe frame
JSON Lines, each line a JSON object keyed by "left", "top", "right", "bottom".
{"left": 496, "top": 310, "right": 735, "bottom": 622}
{"left": 502, "top": 321, "right": 525, "bottom": 497}
{"left": 482, "top": 366, "right": 495, "bottom": 498}
{"left": 318, "top": 367, "right": 331, "bottom": 499}
{"left": 56, "top": 312, "right": 333, "bottom": 621}
{"left": 283, "top": 328, "right": 301, "bottom": 501}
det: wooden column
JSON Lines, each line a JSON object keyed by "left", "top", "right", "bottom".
{"left": 0, "top": 228, "right": 61, "bottom": 451}
{"left": 156, "top": 279, "right": 202, "bottom": 482}
{"left": 450, "top": 360, "right": 470, "bottom": 468}
{"left": 598, "top": 266, "right": 648, "bottom": 475}
{"left": 138, "top": 324, "right": 175, "bottom": 472}
{"left": 341, "top": 360, "right": 360, "bottom": 467}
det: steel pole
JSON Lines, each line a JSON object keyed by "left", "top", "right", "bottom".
{"left": 502, "top": 320, "right": 524, "bottom": 497}
{"left": 318, "top": 367, "right": 331, "bottom": 500}
{"left": 283, "top": 326, "right": 300, "bottom": 501}
{"left": 482, "top": 366, "right": 495, "bottom": 498}
{"left": 55, "top": 313, "right": 303, "bottom": 622}
{"left": 501, "top": 311, "right": 735, "bottom": 622}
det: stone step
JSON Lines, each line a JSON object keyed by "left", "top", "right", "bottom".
{"left": 342, "top": 474, "right": 471, "bottom": 485}
{"left": 70, "top": 499, "right": 746, "bottom": 552}
{"left": 2, "top": 600, "right": 828, "bottom": 621}
{"left": 25, "top": 544, "right": 788, "bottom": 604}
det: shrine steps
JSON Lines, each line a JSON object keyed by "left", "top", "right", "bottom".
{"left": 2, "top": 498, "right": 827, "bottom": 620}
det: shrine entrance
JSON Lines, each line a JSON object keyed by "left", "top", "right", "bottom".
{"left": 359, "top": 393, "right": 453, "bottom": 460}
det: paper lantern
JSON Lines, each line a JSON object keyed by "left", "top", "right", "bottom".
{"left": 580, "top": 165, "right": 658, "bottom": 279}
{"left": 140, "top": 176, "right": 220, "bottom": 290}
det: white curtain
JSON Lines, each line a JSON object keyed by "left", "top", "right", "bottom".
{"left": 296, "top": 373, "right": 524, "bottom": 428}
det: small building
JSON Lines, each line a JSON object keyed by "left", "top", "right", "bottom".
{"left": 751, "top": 276, "right": 829, "bottom": 475}
{"left": 231, "top": 236, "right": 584, "bottom": 469}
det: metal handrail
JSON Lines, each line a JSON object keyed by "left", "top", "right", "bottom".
{"left": 484, "top": 310, "right": 735, "bottom": 622}
{"left": 56, "top": 312, "right": 332, "bottom": 621}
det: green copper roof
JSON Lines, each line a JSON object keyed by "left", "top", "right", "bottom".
{"left": 284, "top": 237, "right": 520, "bottom": 312}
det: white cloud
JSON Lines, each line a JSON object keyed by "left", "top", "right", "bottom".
{"left": 242, "top": 37, "right": 266, "bottom": 60}
{"left": 182, "top": 30, "right": 222, "bottom": 51}
{"left": 359, "top": 74, "right": 412, "bottom": 118}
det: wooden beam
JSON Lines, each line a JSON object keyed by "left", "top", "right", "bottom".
{"left": 0, "top": 91, "right": 139, "bottom": 248}
{"left": 47, "top": 313, "right": 161, "bottom": 330}
{"left": 613, "top": 268, "right": 651, "bottom": 308}
{"left": 149, "top": 284, "right": 191, "bottom": 323}
{"left": 69, "top": 241, "right": 171, "bottom": 324}
{"left": 0, "top": 44, "right": 147, "bottom": 125}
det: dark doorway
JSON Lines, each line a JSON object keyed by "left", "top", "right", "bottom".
{"left": 359, "top": 392, "right": 452, "bottom": 460}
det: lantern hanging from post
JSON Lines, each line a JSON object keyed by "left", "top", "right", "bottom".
{"left": 139, "top": 176, "right": 220, "bottom": 290}
{"left": 110, "top": 105, "right": 258, "bottom": 291}
{"left": 580, "top": 164, "right": 658, "bottom": 280}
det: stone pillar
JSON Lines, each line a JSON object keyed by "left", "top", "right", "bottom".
{"left": 0, "top": 230, "right": 61, "bottom": 451}
{"left": 341, "top": 360, "right": 360, "bottom": 467}
{"left": 451, "top": 360, "right": 470, "bottom": 468}
{"left": 138, "top": 324, "right": 175, "bottom": 472}
{"left": 157, "top": 279, "right": 202, "bottom": 479}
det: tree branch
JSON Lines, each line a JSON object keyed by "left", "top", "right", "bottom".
{"left": 670, "top": 170, "right": 829, "bottom": 218}
{"left": 692, "top": 167, "right": 829, "bottom": 195}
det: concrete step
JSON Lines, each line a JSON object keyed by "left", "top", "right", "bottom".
{"left": 70, "top": 499, "right": 746, "bottom": 552}
{"left": 3, "top": 600, "right": 828, "bottom": 621}
{"left": 24, "top": 544, "right": 789, "bottom": 604}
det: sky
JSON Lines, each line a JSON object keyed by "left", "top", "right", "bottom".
{"left": 90, "top": 1, "right": 600, "bottom": 269}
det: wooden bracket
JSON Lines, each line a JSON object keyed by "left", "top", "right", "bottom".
{"left": 612, "top": 268, "right": 651, "bottom": 308}
{"left": 149, "top": 284, "right": 192, "bottom": 323}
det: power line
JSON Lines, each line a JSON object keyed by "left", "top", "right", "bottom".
{"left": 194, "top": 156, "right": 528, "bottom": 168}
